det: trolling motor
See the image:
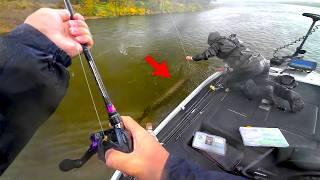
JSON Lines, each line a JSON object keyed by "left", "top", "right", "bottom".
{"left": 271, "top": 13, "right": 320, "bottom": 66}
{"left": 59, "top": 0, "right": 133, "bottom": 172}
{"left": 292, "top": 13, "right": 320, "bottom": 57}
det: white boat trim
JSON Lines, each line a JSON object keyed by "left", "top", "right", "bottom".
{"left": 111, "top": 171, "right": 122, "bottom": 180}
{"left": 153, "top": 71, "right": 223, "bottom": 135}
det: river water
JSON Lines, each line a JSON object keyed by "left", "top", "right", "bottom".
{"left": 2, "top": 2, "right": 320, "bottom": 180}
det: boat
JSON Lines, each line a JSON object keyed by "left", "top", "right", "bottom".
{"left": 112, "top": 12, "right": 320, "bottom": 179}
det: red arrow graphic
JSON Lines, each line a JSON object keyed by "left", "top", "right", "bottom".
{"left": 145, "top": 55, "right": 171, "bottom": 78}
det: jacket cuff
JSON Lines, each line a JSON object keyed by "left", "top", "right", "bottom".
{"left": 161, "top": 155, "right": 184, "bottom": 180}
{"left": 192, "top": 56, "right": 199, "bottom": 61}
{"left": 6, "top": 23, "right": 71, "bottom": 67}
{"left": 192, "top": 55, "right": 205, "bottom": 61}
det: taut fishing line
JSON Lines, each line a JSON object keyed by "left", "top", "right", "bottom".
{"left": 167, "top": 11, "right": 187, "bottom": 57}
{"left": 78, "top": 51, "right": 105, "bottom": 132}
{"left": 166, "top": 10, "right": 192, "bottom": 72}
{"left": 166, "top": 9, "right": 208, "bottom": 86}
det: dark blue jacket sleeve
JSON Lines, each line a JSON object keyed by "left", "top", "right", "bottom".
{"left": 0, "top": 24, "right": 71, "bottom": 175}
{"left": 162, "top": 155, "right": 247, "bottom": 180}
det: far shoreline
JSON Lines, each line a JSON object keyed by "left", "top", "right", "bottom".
{"left": 0, "top": 7, "right": 214, "bottom": 34}
{"left": 1, "top": 1, "right": 319, "bottom": 35}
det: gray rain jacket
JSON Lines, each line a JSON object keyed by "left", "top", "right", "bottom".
{"left": 192, "top": 32, "right": 262, "bottom": 69}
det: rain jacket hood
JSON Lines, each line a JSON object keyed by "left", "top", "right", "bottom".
{"left": 207, "top": 32, "right": 222, "bottom": 46}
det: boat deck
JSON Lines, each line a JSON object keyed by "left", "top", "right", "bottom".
{"left": 158, "top": 77, "right": 320, "bottom": 179}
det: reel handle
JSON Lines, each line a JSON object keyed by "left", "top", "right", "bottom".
{"left": 59, "top": 146, "right": 96, "bottom": 172}
{"left": 59, "top": 128, "right": 133, "bottom": 172}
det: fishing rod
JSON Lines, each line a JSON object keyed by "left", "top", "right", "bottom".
{"left": 59, "top": 0, "right": 133, "bottom": 172}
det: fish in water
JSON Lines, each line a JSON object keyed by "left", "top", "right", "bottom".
{"left": 138, "top": 78, "right": 188, "bottom": 121}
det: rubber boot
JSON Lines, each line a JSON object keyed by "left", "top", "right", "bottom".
{"left": 287, "top": 90, "right": 304, "bottom": 113}
{"left": 273, "top": 83, "right": 304, "bottom": 113}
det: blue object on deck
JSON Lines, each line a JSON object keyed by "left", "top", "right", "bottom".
{"left": 288, "top": 58, "right": 318, "bottom": 71}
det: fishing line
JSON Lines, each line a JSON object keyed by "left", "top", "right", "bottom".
{"left": 167, "top": 11, "right": 212, "bottom": 80}
{"left": 166, "top": 11, "right": 207, "bottom": 86}
{"left": 183, "top": 0, "right": 221, "bottom": 76}
{"left": 165, "top": 9, "right": 193, "bottom": 74}
{"left": 78, "top": 51, "right": 105, "bottom": 132}
{"left": 167, "top": 11, "right": 187, "bottom": 57}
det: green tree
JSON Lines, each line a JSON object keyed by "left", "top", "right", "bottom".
{"left": 81, "top": 0, "right": 95, "bottom": 16}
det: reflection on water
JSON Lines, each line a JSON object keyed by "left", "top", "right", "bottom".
{"left": 3, "top": 2, "right": 319, "bottom": 179}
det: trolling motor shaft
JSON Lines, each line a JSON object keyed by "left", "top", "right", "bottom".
{"left": 292, "top": 13, "right": 320, "bottom": 57}
{"left": 59, "top": 0, "right": 133, "bottom": 172}
{"left": 271, "top": 12, "right": 319, "bottom": 66}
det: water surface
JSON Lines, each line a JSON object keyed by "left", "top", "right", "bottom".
{"left": 3, "top": 2, "right": 320, "bottom": 179}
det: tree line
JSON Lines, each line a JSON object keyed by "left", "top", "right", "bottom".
{"left": 69, "top": 0, "right": 213, "bottom": 17}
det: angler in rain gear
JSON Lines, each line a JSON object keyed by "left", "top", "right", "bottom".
{"left": 186, "top": 32, "right": 304, "bottom": 113}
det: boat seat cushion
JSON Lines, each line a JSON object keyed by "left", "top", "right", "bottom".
{"left": 288, "top": 58, "right": 317, "bottom": 71}
{"left": 277, "top": 147, "right": 320, "bottom": 170}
